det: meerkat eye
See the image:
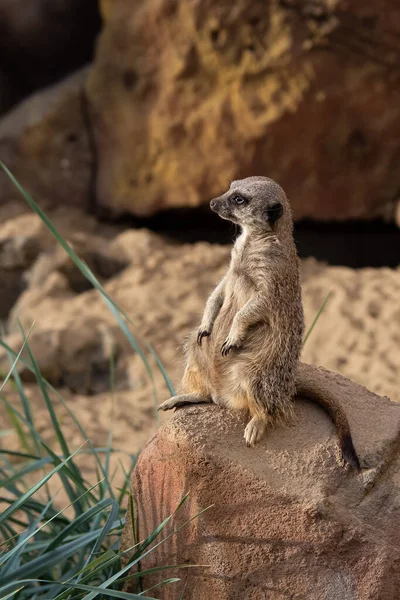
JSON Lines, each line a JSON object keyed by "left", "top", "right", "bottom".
{"left": 232, "top": 195, "right": 246, "bottom": 205}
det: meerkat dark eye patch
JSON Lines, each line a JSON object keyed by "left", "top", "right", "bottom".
{"left": 266, "top": 202, "right": 283, "bottom": 223}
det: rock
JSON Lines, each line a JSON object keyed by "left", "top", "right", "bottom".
{"left": 0, "top": 0, "right": 101, "bottom": 115}
{"left": 23, "top": 232, "right": 128, "bottom": 294}
{"left": 0, "top": 214, "right": 52, "bottom": 318}
{"left": 88, "top": 0, "right": 400, "bottom": 221}
{"left": 0, "top": 68, "right": 92, "bottom": 212}
{"left": 2, "top": 318, "right": 126, "bottom": 395}
{"left": 0, "top": 270, "right": 23, "bottom": 320}
{"left": 122, "top": 372, "right": 400, "bottom": 599}
{"left": 0, "top": 214, "right": 51, "bottom": 269}
{"left": 4, "top": 231, "right": 129, "bottom": 393}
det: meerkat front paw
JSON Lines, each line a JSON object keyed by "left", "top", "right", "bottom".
{"left": 244, "top": 417, "right": 266, "bottom": 447}
{"left": 197, "top": 327, "right": 211, "bottom": 345}
{"left": 221, "top": 334, "right": 242, "bottom": 356}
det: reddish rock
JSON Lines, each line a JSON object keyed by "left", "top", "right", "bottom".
{"left": 123, "top": 367, "right": 400, "bottom": 599}
{"left": 88, "top": 0, "right": 400, "bottom": 220}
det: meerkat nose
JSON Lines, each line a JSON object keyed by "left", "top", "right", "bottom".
{"left": 210, "top": 199, "right": 217, "bottom": 210}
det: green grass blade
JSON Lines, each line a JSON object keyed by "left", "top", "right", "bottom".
{"left": 302, "top": 291, "right": 332, "bottom": 347}
{"left": 42, "top": 495, "right": 110, "bottom": 555}
{"left": 118, "top": 563, "right": 203, "bottom": 585}
{"left": 89, "top": 499, "right": 120, "bottom": 556}
{"left": 3, "top": 406, "right": 31, "bottom": 455}
{"left": 147, "top": 344, "right": 175, "bottom": 396}
{"left": 0, "top": 581, "right": 155, "bottom": 600}
{"left": 68, "top": 498, "right": 190, "bottom": 600}
{"left": 0, "top": 338, "right": 117, "bottom": 503}
{"left": 0, "top": 321, "right": 40, "bottom": 456}
{"left": 0, "top": 529, "right": 101, "bottom": 586}
{"left": 141, "top": 578, "right": 180, "bottom": 596}
{"left": 0, "top": 443, "right": 85, "bottom": 526}
{"left": 0, "top": 588, "right": 25, "bottom": 599}
{"left": 83, "top": 503, "right": 212, "bottom": 600}
{"left": 40, "top": 442, "right": 97, "bottom": 509}
{"left": 0, "top": 322, "right": 35, "bottom": 393}
{"left": 101, "top": 297, "right": 159, "bottom": 405}
{"left": 0, "top": 450, "right": 41, "bottom": 460}
{"left": 0, "top": 494, "right": 55, "bottom": 577}
{"left": 19, "top": 326, "right": 72, "bottom": 462}
{"left": 19, "top": 327, "right": 86, "bottom": 508}
{"left": 0, "top": 456, "right": 52, "bottom": 489}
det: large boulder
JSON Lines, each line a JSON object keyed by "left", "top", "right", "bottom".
{"left": 88, "top": 0, "right": 400, "bottom": 220}
{"left": 123, "top": 370, "right": 400, "bottom": 599}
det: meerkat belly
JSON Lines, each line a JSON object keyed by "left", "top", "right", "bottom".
{"left": 206, "top": 273, "right": 260, "bottom": 404}
{"left": 211, "top": 273, "right": 254, "bottom": 347}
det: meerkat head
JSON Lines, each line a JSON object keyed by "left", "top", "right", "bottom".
{"left": 210, "top": 176, "right": 291, "bottom": 232}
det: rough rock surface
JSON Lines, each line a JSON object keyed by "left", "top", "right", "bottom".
{"left": 88, "top": 0, "right": 400, "bottom": 219}
{"left": 0, "top": 68, "right": 92, "bottom": 212}
{"left": 123, "top": 374, "right": 400, "bottom": 599}
{"left": 0, "top": 0, "right": 100, "bottom": 114}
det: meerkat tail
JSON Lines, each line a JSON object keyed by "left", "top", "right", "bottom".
{"left": 296, "top": 363, "right": 361, "bottom": 471}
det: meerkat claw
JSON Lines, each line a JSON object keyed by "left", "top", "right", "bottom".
{"left": 157, "top": 398, "right": 177, "bottom": 411}
{"left": 197, "top": 329, "right": 210, "bottom": 345}
{"left": 244, "top": 418, "right": 266, "bottom": 447}
{"left": 221, "top": 340, "right": 239, "bottom": 356}
{"left": 221, "top": 342, "right": 232, "bottom": 356}
{"left": 158, "top": 394, "right": 211, "bottom": 412}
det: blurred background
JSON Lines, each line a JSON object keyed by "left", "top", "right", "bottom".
{"left": 0, "top": 0, "right": 399, "bottom": 458}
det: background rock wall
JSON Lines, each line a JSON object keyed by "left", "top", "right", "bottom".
{"left": 87, "top": 0, "right": 400, "bottom": 219}
{"left": 1, "top": 1, "right": 400, "bottom": 221}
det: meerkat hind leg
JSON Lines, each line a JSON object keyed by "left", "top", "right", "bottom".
{"left": 244, "top": 417, "right": 266, "bottom": 447}
{"left": 158, "top": 394, "right": 211, "bottom": 412}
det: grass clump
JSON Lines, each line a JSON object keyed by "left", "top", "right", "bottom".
{"left": 0, "top": 163, "right": 202, "bottom": 599}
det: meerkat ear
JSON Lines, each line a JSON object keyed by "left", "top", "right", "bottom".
{"left": 265, "top": 202, "right": 283, "bottom": 223}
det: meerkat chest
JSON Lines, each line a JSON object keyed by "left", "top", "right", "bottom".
{"left": 225, "top": 255, "right": 258, "bottom": 308}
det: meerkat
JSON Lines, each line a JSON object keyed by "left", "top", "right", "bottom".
{"left": 159, "top": 176, "right": 360, "bottom": 470}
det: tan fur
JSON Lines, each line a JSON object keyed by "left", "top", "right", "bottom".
{"left": 159, "top": 177, "right": 360, "bottom": 469}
